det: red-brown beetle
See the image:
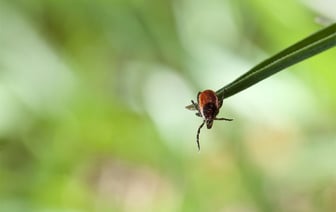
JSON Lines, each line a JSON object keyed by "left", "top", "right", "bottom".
{"left": 187, "top": 89, "right": 233, "bottom": 150}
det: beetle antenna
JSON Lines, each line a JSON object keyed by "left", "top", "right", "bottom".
{"left": 196, "top": 121, "right": 205, "bottom": 151}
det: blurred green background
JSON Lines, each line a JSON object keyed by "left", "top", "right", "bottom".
{"left": 0, "top": 0, "right": 336, "bottom": 211}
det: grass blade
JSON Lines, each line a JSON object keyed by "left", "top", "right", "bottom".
{"left": 216, "top": 23, "right": 336, "bottom": 100}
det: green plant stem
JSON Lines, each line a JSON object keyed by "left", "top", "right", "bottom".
{"left": 216, "top": 23, "right": 336, "bottom": 101}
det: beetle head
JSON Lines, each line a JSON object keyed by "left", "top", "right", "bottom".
{"left": 205, "top": 119, "right": 214, "bottom": 129}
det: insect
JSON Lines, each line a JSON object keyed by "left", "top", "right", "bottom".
{"left": 186, "top": 89, "right": 233, "bottom": 151}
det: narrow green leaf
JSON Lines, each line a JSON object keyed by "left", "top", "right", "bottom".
{"left": 216, "top": 23, "right": 336, "bottom": 101}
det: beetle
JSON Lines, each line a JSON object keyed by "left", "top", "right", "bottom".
{"left": 187, "top": 89, "right": 233, "bottom": 150}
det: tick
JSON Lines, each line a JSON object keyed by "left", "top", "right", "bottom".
{"left": 187, "top": 89, "right": 233, "bottom": 150}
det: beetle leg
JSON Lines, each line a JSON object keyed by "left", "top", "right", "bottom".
{"left": 196, "top": 121, "right": 205, "bottom": 151}
{"left": 218, "top": 99, "right": 223, "bottom": 109}
{"left": 191, "top": 100, "right": 202, "bottom": 117}
{"left": 215, "top": 117, "right": 233, "bottom": 121}
{"left": 191, "top": 100, "right": 198, "bottom": 108}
